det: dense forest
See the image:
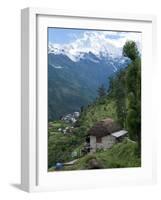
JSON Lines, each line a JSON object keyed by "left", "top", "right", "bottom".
{"left": 48, "top": 41, "right": 141, "bottom": 171}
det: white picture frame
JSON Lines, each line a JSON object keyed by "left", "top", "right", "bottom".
{"left": 21, "top": 7, "right": 157, "bottom": 192}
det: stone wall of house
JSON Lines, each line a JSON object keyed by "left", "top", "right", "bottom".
{"left": 90, "top": 135, "right": 116, "bottom": 152}
{"left": 96, "top": 142, "right": 104, "bottom": 150}
{"left": 90, "top": 136, "right": 96, "bottom": 153}
{"left": 102, "top": 135, "right": 116, "bottom": 149}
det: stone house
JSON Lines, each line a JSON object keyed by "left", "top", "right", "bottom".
{"left": 88, "top": 118, "right": 127, "bottom": 153}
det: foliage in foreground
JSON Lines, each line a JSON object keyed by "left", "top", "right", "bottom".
{"left": 49, "top": 139, "right": 141, "bottom": 171}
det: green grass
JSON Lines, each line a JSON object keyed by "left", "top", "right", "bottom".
{"left": 95, "top": 139, "right": 141, "bottom": 168}
{"left": 48, "top": 120, "right": 69, "bottom": 131}
{"left": 48, "top": 96, "right": 141, "bottom": 171}
{"left": 49, "top": 139, "right": 141, "bottom": 171}
{"left": 76, "top": 96, "right": 117, "bottom": 134}
{"left": 48, "top": 120, "right": 85, "bottom": 168}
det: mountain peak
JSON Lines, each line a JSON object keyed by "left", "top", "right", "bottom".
{"left": 48, "top": 30, "right": 141, "bottom": 62}
{"left": 48, "top": 43, "right": 122, "bottom": 62}
{"left": 48, "top": 31, "right": 124, "bottom": 62}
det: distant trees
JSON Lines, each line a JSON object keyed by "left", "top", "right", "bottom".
{"left": 80, "top": 105, "right": 84, "bottom": 113}
{"left": 97, "top": 84, "right": 106, "bottom": 98}
{"left": 107, "top": 71, "right": 127, "bottom": 127}
{"left": 114, "top": 70, "right": 127, "bottom": 127}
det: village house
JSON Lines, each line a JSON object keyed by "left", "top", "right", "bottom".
{"left": 88, "top": 118, "right": 127, "bottom": 153}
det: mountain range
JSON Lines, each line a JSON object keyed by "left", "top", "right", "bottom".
{"left": 48, "top": 45, "right": 129, "bottom": 120}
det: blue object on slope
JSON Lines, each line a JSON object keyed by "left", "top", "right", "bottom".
{"left": 55, "top": 162, "right": 64, "bottom": 170}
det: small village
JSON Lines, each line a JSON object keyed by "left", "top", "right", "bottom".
{"left": 49, "top": 111, "right": 80, "bottom": 134}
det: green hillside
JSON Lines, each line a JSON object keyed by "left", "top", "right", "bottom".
{"left": 49, "top": 139, "right": 141, "bottom": 171}
{"left": 76, "top": 96, "right": 117, "bottom": 133}
{"left": 48, "top": 97, "right": 117, "bottom": 168}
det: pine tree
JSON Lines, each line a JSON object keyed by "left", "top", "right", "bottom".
{"left": 97, "top": 84, "right": 106, "bottom": 98}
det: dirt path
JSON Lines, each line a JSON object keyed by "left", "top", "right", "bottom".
{"left": 64, "top": 159, "right": 79, "bottom": 166}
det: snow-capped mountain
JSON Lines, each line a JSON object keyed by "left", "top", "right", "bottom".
{"left": 48, "top": 30, "right": 141, "bottom": 120}
{"left": 48, "top": 31, "right": 127, "bottom": 62}
{"left": 48, "top": 49, "right": 129, "bottom": 120}
{"left": 48, "top": 30, "right": 141, "bottom": 63}
{"left": 48, "top": 42, "right": 122, "bottom": 62}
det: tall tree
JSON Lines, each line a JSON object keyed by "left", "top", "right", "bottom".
{"left": 123, "top": 41, "right": 141, "bottom": 153}
{"left": 123, "top": 40, "right": 139, "bottom": 61}
{"left": 97, "top": 84, "right": 106, "bottom": 98}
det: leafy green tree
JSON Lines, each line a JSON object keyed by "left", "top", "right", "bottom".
{"left": 123, "top": 41, "right": 139, "bottom": 61}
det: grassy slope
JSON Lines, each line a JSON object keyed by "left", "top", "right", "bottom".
{"left": 49, "top": 139, "right": 141, "bottom": 171}
{"left": 48, "top": 120, "right": 82, "bottom": 167}
{"left": 77, "top": 96, "right": 117, "bottom": 133}
{"left": 48, "top": 97, "right": 117, "bottom": 168}
{"left": 48, "top": 96, "right": 141, "bottom": 170}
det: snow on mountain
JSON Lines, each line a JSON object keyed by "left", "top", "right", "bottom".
{"left": 50, "top": 64, "right": 63, "bottom": 69}
{"left": 48, "top": 43, "right": 122, "bottom": 62}
{"left": 48, "top": 31, "right": 141, "bottom": 63}
{"left": 48, "top": 31, "right": 123, "bottom": 62}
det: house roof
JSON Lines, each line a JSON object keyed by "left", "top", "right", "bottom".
{"left": 88, "top": 118, "right": 121, "bottom": 137}
{"left": 111, "top": 130, "right": 128, "bottom": 138}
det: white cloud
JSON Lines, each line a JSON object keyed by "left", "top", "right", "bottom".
{"left": 49, "top": 30, "right": 141, "bottom": 61}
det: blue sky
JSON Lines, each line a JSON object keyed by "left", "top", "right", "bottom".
{"left": 48, "top": 28, "right": 85, "bottom": 44}
{"left": 48, "top": 28, "right": 127, "bottom": 44}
